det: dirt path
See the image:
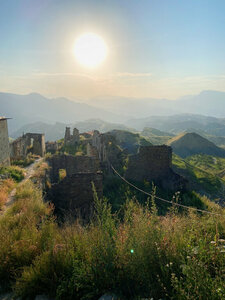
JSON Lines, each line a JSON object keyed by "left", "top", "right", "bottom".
{"left": 0, "top": 158, "right": 43, "bottom": 215}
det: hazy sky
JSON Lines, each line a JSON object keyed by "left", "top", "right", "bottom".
{"left": 0, "top": 0, "right": 225, "bottom": 100}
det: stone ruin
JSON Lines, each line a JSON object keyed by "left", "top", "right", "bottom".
{"left": 45, "top": 141, "right": 58, "bottom": 153}
{"left": 0, "top": 117, "right": 10, "bottom": 166}
{"left": 46, "top": 154, "right": 102, "bottom": 219}
{"left": 125, "top": 145, "right": 186, "bottom": 191}
{"left": 64, "top": 127, "right": 79, "bottom": 145}
{"left": 10, "top": 133, "right": 46, "bottom": 160}
{"left": 89, "top": 131, "right": 186, "bottom": 191}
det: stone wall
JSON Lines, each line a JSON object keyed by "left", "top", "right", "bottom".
{"left": 10, "top": 133, "right": 45, "bottom": 160}
{"left": 47, "top": 154, "right": 100, "bottom": 183}
{"left": 64, "top": 127, "right": 79, "bottom": 145}
{"left": 125, "top": 145, "right": 172, "bottom": 181}
{"left": 0, "top": 118, "right": 10, "bottom": 166}
{"left": 48, "top": 172, "right": 103, "bottom": 219}
{"left": 125, "top": 145, "right": 186, "bottom": 191}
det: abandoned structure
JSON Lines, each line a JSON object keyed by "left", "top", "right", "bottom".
{"left": 90, "top": 131, "right": 186, "bottom": 191}
{"left": 10, "top": 133, "right": 46, "bottom": 160}
{"left": 46, "top": 154, "right": 102, "bottom": 219}
{"left": 64, "top": 127, "right": 79, "bottom": 145}
{"left": 45, "top": 141, "right": 58, "bottom": 153}
{"left": 0, "top": 117, "right": 10, "bottom": 166}
{"left": 125, "top": 145, "right": 186, "bottom": 190}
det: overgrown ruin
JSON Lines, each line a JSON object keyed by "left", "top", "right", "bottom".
{"left": 46, "top": 154, "right": 102, "bottom": 219}
{"left": 125, "top": 145, "right": 186, "bottom": 190}
{"left": 10, "top": 133, "right": 46, "bottom": 160}
{"left": 64, "top": 127, "right": 79, "bottom": 145}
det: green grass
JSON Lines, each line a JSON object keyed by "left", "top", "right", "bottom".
{"left": 0, "top": 165, "right": 25, "bottom": 182}
{"left": 0, "top": 180, "right": 224, "bottom": 299}
{"left": 172, "top": 154, "right": 224, "bottom": 195}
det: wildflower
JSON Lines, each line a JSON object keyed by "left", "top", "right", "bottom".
{"left": 218, "top": 239, "right": 225, "bottom": 243}
{"left": 210, "top": 241, "right": 216, "bottom": 244}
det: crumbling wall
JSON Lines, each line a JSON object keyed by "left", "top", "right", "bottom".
{"left": 10, "top": 133, "right": 45, "bottom": 160}
{"left": 125, "top": 145, "right": 186, "bottom": 191}
{"left": 0, "top": 118, "right": 10, "bottom": 166}
{"left": 46, "top": 141, "right": 58, "bottom": 153}
{"left": 47, "top": 154, "right": 100, "bottom": 183}
{"left": 64, "top": 127, "right": 79, "bottom": 145}
{"left": 125, "top": 145, "right": 172, "bottom": 181}
{"left": 48, "top": 172, "right": 103, "bottom": 219}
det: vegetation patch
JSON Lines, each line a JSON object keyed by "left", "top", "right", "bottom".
{"left": 0, "top": 166, "right": 25, "bottom": 183}
{"left": 0, "top": 180, "right": 224, "bottom": 299}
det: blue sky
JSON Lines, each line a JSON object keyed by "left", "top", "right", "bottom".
{"left": 0, "top": 0, "right": 225, "bottom": 100}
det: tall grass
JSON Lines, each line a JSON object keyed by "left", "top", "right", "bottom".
{"left": 0, "top": 179, "right": 15, "bottom": 209}
{"left": 0, "top": 180, "right": 224, "bottom": 299}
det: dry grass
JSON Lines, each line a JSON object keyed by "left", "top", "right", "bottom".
{"left": 0, "top": 179, "right": 15, "bottom": 210}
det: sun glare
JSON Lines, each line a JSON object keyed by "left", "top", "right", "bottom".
{"left": 73, "top": 33, "right": 107, "bottom": 68}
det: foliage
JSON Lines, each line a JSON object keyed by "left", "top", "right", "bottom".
{"left": 172, "top": 154, "right": 223, "bottom": 195}
{"left": 0, "top": 180, "right": 224, "bottom": 299}
{"left": 11, "top": 154, "right": 36, "bottom": 168}
{"left": 0, "top": 165, "right": 25, "bottom": 182}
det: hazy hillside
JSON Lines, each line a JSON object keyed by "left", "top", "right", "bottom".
{"left": 89, "top": 90, "right": 225, "bottom": 118}
{"left": 11, "top": 119, "right": 134, "bottom": 141}
{"left": 108, "top": 130, "right": 152, "bottom": 154}
{"left": 141, "top": 127, "right": 174, "bottom": 145}
{"left": 126, "top": 114, "right": 225, "bottom": 136}
{"left": 167, "top": 132, "right": 225, "bottom": 158}
{"left": 0, "top": 92, "right": 123, "bottom": 133}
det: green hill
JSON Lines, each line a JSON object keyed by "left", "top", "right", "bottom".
{"left": 141, "top": 127, "right": 174, "bottom": 145}
{"left": 108, "top": 129, "right": 152, "bottom": 154}
{"left": 168, "top": 132, "right": 225, "bottom": 158}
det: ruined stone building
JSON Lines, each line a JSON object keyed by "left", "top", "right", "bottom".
{"left": 46, "top": 154, "right": 102, "bottom": 219}
{"left": 10, "top": 133, "right": 45, "bottom": 160}
{"left": 64, "top": 127, "right": 79, "bottom": 145}
{"left": 125, "top": 145, "right": 186, "bottom": 191}
{"left": 45, "top": 141, "right": 58, "bottom": 153}
{"left": 0, "top": 117, "right": 10, "bottom": 166}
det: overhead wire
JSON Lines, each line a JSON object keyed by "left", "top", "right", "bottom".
{"left": 111, "top": 164, "right": 223, "bottom": 217}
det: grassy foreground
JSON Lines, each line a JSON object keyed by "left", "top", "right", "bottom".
{"left": 0, "top": 181, "right": 224, "bottom": 299}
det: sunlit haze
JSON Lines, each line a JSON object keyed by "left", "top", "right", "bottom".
{"left": 74, "top": 33, "right": 107, "bottom": 68}
{"left": 0, "top": 0, "right": 224, "bottom": 100}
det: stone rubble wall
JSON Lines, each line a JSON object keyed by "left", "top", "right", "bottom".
{"left": 47, "top": 154, "right": 100, "bottom": 183}
{"left": 10, "top": 133, "right": 45, "bottom": 160}
{"left": 48, "top": 172, "right": 103, "bottom": 219}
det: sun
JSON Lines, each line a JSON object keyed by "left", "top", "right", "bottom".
{"left": 73, "top": 33, "right": 107, "bottom": 68}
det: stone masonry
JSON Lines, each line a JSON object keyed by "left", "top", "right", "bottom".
{"left": 10, "top": 133, "right": 45, "bottom": 160}
{"left": 125, "top": 145, "right": 186, "bottom": 191}
{"left": 0, "top": 117, "right": 10, "bottom": 166}
{"left": 48, "top": 172, "right": 103, "bottom": 219}
{"left": 64, "top": 127, "right": 79, "bottom": 145}
{"left": 125, "top": 145, "right": 172, "bottom": 182}
{"left": 47, "top": 154, "right": 100, "bottom": 183}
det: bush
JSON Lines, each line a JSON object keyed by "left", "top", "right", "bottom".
{"left": 0, "top": 166, "right": 25, "bottom": 182}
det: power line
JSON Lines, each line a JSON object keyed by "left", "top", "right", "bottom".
{"left": 111, "top": 165, "right": 223, "bottom": 217}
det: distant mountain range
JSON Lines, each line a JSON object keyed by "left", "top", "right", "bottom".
{"left": 1, "top": 90, "right": 225, "bottom": 133}
{"left": 0, "top": 92, "right": 123, "bottom": 133}
{"left": 126, "top": 114, "right": 225, "bottom": 136}
{"left": 89, "top": 90, "right": 225, "bottom": 118}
